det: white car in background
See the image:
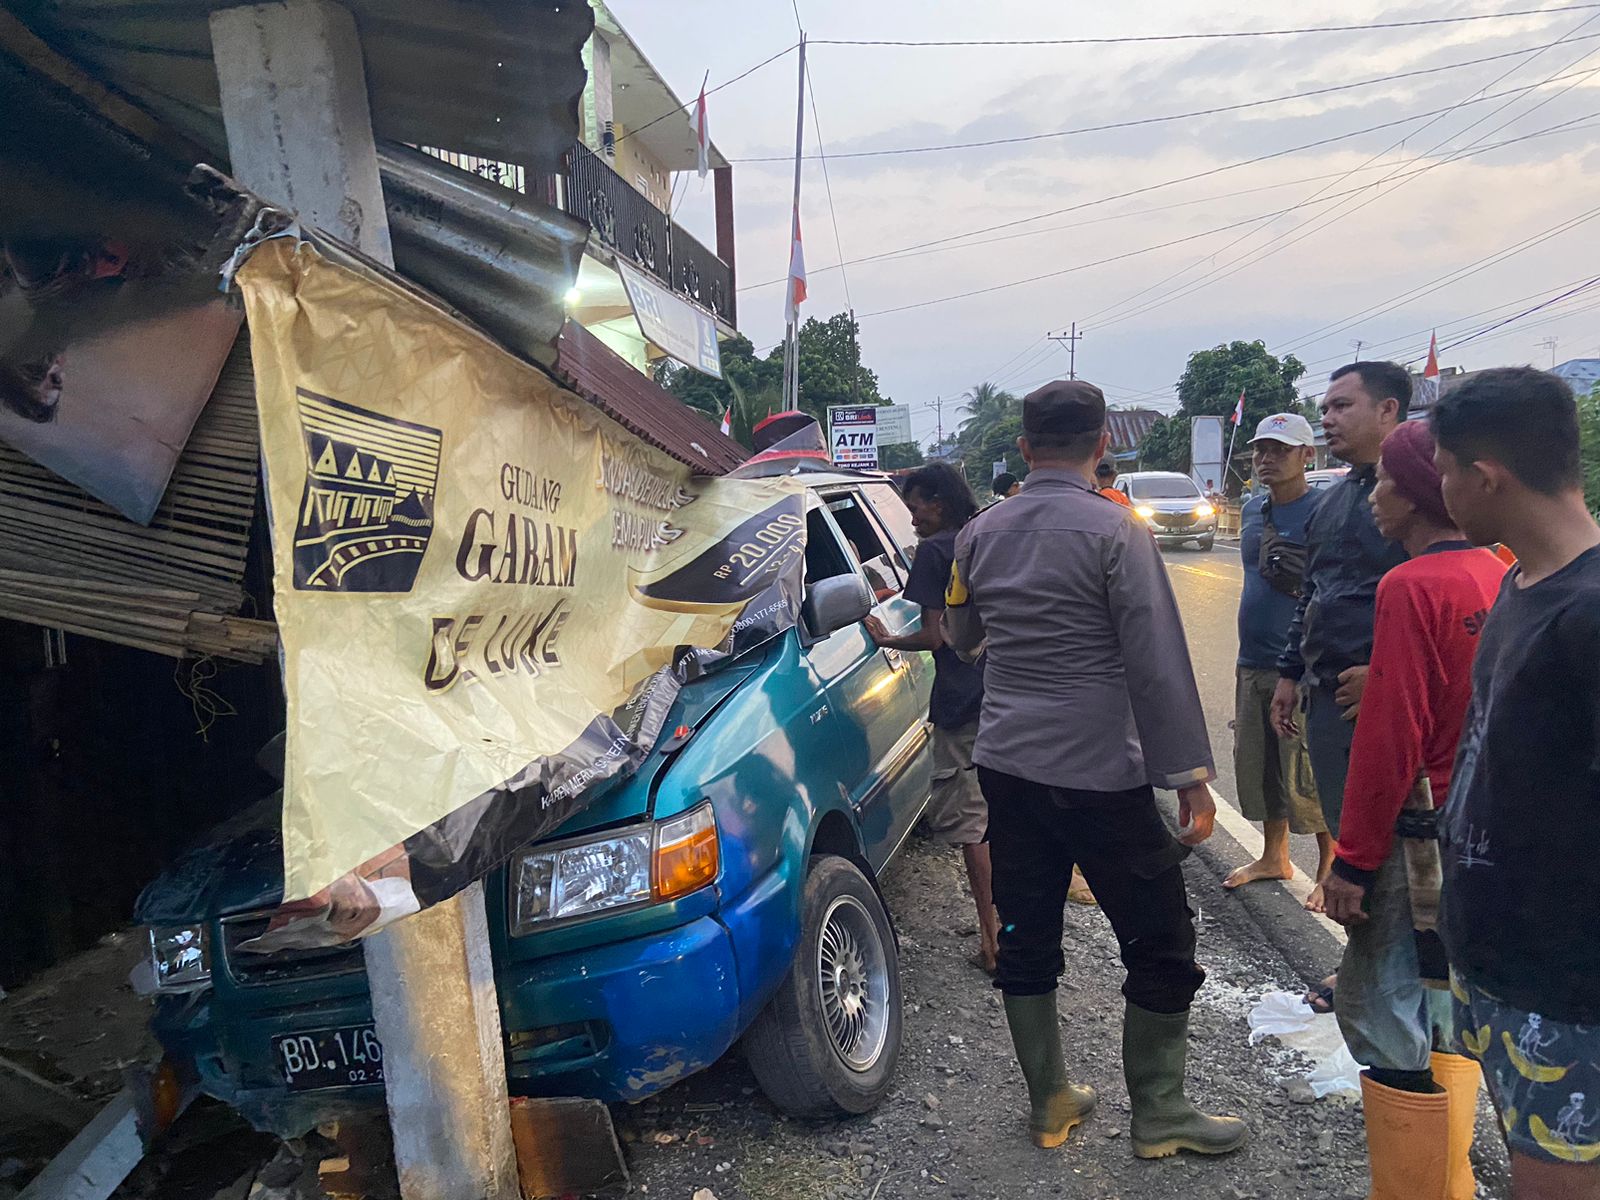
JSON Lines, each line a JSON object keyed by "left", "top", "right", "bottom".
{"left": 1114, "top": 471, "right": 1218, "bottom": 551}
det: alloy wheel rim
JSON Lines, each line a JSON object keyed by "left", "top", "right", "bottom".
{"left": 817, "top": 894, "right": 890, "bottom": 1072}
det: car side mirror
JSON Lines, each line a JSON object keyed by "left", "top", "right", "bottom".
{"left": 803, "top": 574, "right": 872, "bottom": 639}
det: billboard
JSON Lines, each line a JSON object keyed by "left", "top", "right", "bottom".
{"left": 1190, "top": 414, "right": 1225, "bottom": 494}
{"left": 828, "top": 404, "right": 880, "bottom": 469}
{"left": 238, "top": 239, "right": 804, "bottom": 947}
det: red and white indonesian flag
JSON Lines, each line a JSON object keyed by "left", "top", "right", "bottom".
{"left": 1419, "top": 331, "right": 1440, "bottom": 409}
{"left": 1230, "top": 388, "right": 1245, "bottom": 426}
{"left": 695, "top": 84, "right": 709, "bottom": 179}
{"left": 785, "top": 208, "right": 808, "bottom": 326}
{"left": 719, "top": 406, "right": 732, "bottom": 437}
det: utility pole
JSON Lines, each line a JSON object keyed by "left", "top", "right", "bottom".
{"left": 933, "top": 394, "right": 944, "bottom": 450}
{"left": 1048, "top": 322, "right": 1083, "bottom": 379}
{"left": 210, "top": 5, "right": 518, "bottom": 1197}
{"left": 780, "top": 35, "right": 806, "bottom": 413}
{"left": 1539, "top": 336, "right": 1559, "bottom": 368}
{"left": 1350, "top": 338, "right": 1364, "bottom": 362}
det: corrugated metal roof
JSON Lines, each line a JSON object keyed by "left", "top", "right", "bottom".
{"left": 380, "top": 141, "right": 586, "bottom": 369}
{"left": 1106, "top": 408, "right": 1161, "bottom": 454}
{"left": 554, "top": 320, "right": 747, "bottom": 475}
{"left": 6, "top": 0, "right": 591, "bottom": 170}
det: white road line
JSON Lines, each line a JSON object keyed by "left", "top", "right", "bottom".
{"left": 1205, "top": 783, "right": 1348, "bottom": 946}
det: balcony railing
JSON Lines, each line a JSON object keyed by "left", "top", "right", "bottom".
{"left": 417, "top": 142, "right": 736, "bottom": 328}
{"left": 562, "top": 142, "right": 735, "bottom": 327}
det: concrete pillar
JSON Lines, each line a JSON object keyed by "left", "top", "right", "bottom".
{"left": 209, "top": 6, "right": 518, "bottom": 1198}
{"left": 211, "top": 0, "right": 392, "bottom": 263}
{"left": 362, "top": 883, "right": 519, "bottom": 1200}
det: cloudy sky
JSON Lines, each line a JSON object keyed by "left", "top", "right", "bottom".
{"left": 612, "top": 1, "right": 1600, "bottom": 445}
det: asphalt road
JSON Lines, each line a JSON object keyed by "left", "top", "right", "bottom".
{"left": 1156, "top": 541, "right": 1347, "bottom": 988}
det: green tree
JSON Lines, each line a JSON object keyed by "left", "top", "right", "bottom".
{"left": 1160, "top": 340, "right": 1307, "bottom": 491}
{"left": 659, "top": 312, "right": 918, "bottom": 459}
{"left": 957, "top": 382, "right": 1019, "bottom": 436}
{"left": 878, "top": 442, "right": 926, "bottom": 471}
{"left": 1138, "top": 414, "right": 1192, "bottom": 472}
{"left": 960, "top": 412, "right": 1024, "bottom": 493}
{"left": 1579, "top": 383, "right": 1600, "bottom": 515}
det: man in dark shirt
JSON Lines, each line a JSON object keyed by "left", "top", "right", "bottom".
{"left": 1227, "top": 413, "right": 1329, "bottom": 897}
{"left": 1271, "top": 363, "right": 1408, "bottom": 838}
{"left": 1431, "top": 367, "right": 1600, "bottom": 1198}
{"left": 864, "top": 464, "right": 995, "bottom": 972}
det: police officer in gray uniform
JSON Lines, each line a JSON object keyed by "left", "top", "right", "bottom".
{"left": 943, "top": 380, "right": 1248, "bottom": 1159}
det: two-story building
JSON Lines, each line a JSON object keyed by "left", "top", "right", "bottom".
{"left": 427, "top": 0, "right": 737, "bottom": 380}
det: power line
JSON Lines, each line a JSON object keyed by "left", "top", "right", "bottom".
{"left": 736, "top": 70, "right": 1599, "bottom": 293}
{"left": 850, "top": 119, "right": 1600, "bottom": 325}
{"left": 810, "top": 5, "right": 1600, "bottom": 47}
{"left": 797, "top": 20, "right": 854, "bottom": 312}
{"left": 1276, "top": 202, "right": 1600, "bottom": 360}
{"left": 1269, "top": 39, "right": 1600, "bottom": 353}
{"left": 1295, "top": 271, "right": 1600, "bottom": 371}
{"left": 1433, "top": 276, "right": 1600, "bottom": 355}
{"left": 726, "top": 37, "right": 1600, "bottom": 163}
{"left": 616, "top": 43, "right": 797, "bottom": 147}
{"left": 1088, "top": 16, "right": 1600, "bottom": 335}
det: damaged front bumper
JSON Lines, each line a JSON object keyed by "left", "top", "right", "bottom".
{"left": 150, "top": 910, "right": 744, "bottom": 1137}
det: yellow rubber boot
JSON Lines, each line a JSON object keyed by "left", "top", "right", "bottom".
{"left": 1431, "top": 1052, "right": 1481, "bottom": 1200}
{"left": 1360, "top": 1071, "right": 1449, "bottom": 1200}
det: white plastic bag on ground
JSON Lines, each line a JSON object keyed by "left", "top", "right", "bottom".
{"left": 1248, "top": 990, "right": 1364, "bottom": 1097}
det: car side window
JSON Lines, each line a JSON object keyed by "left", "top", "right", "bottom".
{"left": 804, "top": 507, "right": 857, "bottom": 587}
{"left": 858, "top": 483, "right": 916, "bottom": 563}
{"left": 825, "top": 491, "right": 904, "bottom": 598}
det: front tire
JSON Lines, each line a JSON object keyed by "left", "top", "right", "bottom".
{"left": 743, "top": 855, "right": 902, "bottom": 1116}
{"left": 1197, "top": 536, "right": 1215, "bottom": 551}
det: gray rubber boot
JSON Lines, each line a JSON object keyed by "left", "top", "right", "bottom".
{"left": 1123, "top": 1002, "right": 1249, "bottom": 1158}
{"left": 1002, "top": 992, "right": 1098, "bottom": 1147}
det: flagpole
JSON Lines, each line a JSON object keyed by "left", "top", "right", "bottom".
{"left": 1223, "top": 391, "right": 1244, "bottom": 487}
{"left": 783, "top": 35, "right": 807, "bottom": 413}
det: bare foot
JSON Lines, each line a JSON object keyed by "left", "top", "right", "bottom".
{"left": 1067, "top": 867, "right": 1097, "bottom": 906}
{"left": 1304, "top": 882, "right": 1327, "bottom": 914}
{"left": 1223, "top": 858, "right": 1293, "bottom": 890}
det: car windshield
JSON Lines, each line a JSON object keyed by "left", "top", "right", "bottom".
{"left": 1129, "top": 477, "right": 1201, "bottom": 500}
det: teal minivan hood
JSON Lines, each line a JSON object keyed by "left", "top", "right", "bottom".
{"left": 136, "top": 652, "right": 769, "bottom": 924}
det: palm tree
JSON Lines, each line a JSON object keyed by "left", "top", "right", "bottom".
{"left": 957, "top": 381, "right": 1018, "bottom": 434}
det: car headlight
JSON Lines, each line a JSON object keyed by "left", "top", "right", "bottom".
{"left": 1194, "top": 502, "right": 1215, "bottom": 517}
{"left": 1134, "top": 504, "right": 1156, "bottom": 520}
{"left": 509, "top": 803, "right": 720, "bottom": 935}
{"left": 149, "top": 925, "right": 210, "bottom": 991}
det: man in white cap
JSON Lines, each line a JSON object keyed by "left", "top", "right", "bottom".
{"left": 1225, "top": 413, "right": 1333, "bottom": 902}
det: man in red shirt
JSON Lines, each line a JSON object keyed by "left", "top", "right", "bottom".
{"left": 1321, "top": 419, "right": 1505, "bottom": 1200}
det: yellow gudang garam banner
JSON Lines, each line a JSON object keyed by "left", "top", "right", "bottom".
{"left": 238, "top": 240, "right": 804, "bottom": 946}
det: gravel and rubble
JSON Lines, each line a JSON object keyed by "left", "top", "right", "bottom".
{"left": 614, "top": 832, "right": 1510, "bottom": 1200}
{"left": 1, "top": 832, "right": 1512, "bottom": 1199}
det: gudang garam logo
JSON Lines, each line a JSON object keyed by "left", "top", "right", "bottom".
{"left": 291, "top": 389, "right": 443, "bottom": 592}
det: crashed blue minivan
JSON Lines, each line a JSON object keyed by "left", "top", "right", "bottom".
{"left": 137, "top": 473, "right": 935, "bottom": 1134}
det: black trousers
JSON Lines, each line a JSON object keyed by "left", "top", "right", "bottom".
{"left": 978, "top": 766, "right": 1206, "bottom": 1014}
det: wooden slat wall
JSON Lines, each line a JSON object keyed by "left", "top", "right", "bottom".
{"left": 0, "top": 331, "right": 270, "bottom": 661}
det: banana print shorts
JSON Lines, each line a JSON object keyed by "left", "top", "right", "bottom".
{"left": 1451, "top": 970, "right": 1600, "bottom": 1164}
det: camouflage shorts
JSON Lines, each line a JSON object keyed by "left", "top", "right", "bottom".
{"left": 1450, "top": 970, "right": 1600, "bottom": 1165}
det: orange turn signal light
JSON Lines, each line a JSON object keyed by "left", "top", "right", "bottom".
{"left": 654, "top": 803, "right": 719, "bottom": 901}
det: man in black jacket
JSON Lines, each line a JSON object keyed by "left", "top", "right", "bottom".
{"left": 1270, "top": 363, "right": 1408, "bottom": 844}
